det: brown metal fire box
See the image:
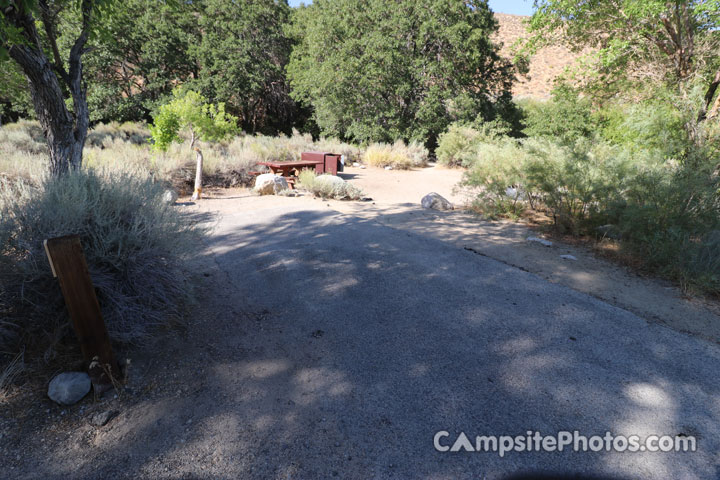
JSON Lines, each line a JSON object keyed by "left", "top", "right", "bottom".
{"left": 301, "top": 151, "right": 342, "bottom": 176}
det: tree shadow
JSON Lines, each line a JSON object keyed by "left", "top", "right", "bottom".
{"left": 9, "top": 206, "right": 720, "bottom": 479}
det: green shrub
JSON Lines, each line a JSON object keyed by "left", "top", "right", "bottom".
{"left": 522, "top": 137, "right": 633, "bottom": 233}
{"left": 519, "top": 85, "right": 595, "bottom": 144}
{"left": 461, "top": 138, "right": 529, "bottom": 218}
{"left": 437, "top": 124, "right": 485, "bottom": 167}
{"left": 297, "top": 169, "right": 364, "bottom": 200}
{"left": 363, "top": 140, "right": 428, "bottom": 169}
{"left": 436, "top": 120, "right": 511, "bottom": 167}
{"left": 0, "top": 169, "right": 203, "bottom": 352}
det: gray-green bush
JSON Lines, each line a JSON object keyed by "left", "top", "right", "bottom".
{"left": 456, "top": 101, "right": 720, "bottom": 295}
{"left": 0, "top": 168, "right": 203, "bottom": 353}
{"left": 297, "top": 169, "right": 364, "bottom": 200}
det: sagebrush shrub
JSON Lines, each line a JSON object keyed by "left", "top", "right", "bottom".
{"left": 297, "top": 169, "right": 364, "bottom": 200}
{"left": 0, "top": 169, "right": 203, "bottom": 351}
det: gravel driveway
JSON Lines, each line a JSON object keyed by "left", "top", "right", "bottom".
{"left": 5, "top": 190, "right": 720, "bottom": 479}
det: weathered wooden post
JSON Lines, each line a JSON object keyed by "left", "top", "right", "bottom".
{"left": 44, "top": 235, "right": 120, "bottom": 387}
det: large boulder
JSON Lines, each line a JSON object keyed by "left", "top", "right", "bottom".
{"left": 421, "top": 192, "right": 454, "bottom": 211}
{"left": 48, "top": 372, "right": 91, "bottom": 405}
{"left": 254, "top": 174, "right": 289, "bottom": 195}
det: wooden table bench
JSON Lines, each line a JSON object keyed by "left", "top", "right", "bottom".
{"left": 258, "top": 160, "right": 325, "bottom": 188}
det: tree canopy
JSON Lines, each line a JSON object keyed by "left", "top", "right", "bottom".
{"left": 193, "top": 0, "right": 296, "bottom": 134}
{"left": 287, "top": 0, "right": 516, "bottom": 145}
{"left": 526, "top": 0, "right": 720, "bottom": 116}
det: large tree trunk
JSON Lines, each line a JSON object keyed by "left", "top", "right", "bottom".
{"left": 6, "top": 2, "right": 91, "bottom": 177}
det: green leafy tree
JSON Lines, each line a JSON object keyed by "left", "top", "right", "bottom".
{"left": 1, "top": 0, "right": 113, "bottom": 175}
{"left": 75, "top": 0, "right": 201, "bottom": 123}
{"left": 192, "top": 0, "right": 294, "bottom": 134}
{"left": 526, "top": 0, "right": 720, "bottom": 119}
{"left": 287, "top": 0, "right": 516, "bottom": 146}
{"left": 150, "top": 89, "right": 238, "bottom": 200}
{"left": 0, "top": 61, "right": 32, "bottom": 124}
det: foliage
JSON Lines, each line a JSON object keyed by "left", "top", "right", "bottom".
{"left": 297, "top": 170, "right": 364, "bottom": 200}
{"left": 193, "top": 0, "right": 296, "bottom": 134}
{"left": 73, "top": 0, "right": 201, "bottom": 123}
{"left": 287, "top": 0, "right": 515, "bottom": 145}
{"left": 0, "top": 168, "right": 203, "bottom": 353}
{"left": 456, "top": 102, "right": 720, "bottom": 294}
{"left": 363, "top": 141, "right": 429, "bottom": 169}
{"left": 0, "top": 62, "right": 32, "bottom": 124}
{"left": 519, "top": 84, "right": 595, "bottom": 143}
{"left": 436, "top": 120, "right": 511, "bottom": 167}
{"left": 461, "top": 138, "right": 530, "bottom": 218}
{"left": 150, "top": 89, "right": 239, "bottom": 151}
{"left": 0, "top": 121, "right": 363, "bottom": 193}
{"left": 525, "top": 0, "right": 720, "bottom": 120}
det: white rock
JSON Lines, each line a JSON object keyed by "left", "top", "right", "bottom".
{"left": 359, "top": 165, "right": 366, "bottom": 169}
{"left": 560, "top": 254, "right": 578, "bottom": 261}
{"left": 254, "top": 173, "right": 289, "bottom": 195}
{"left": 161, "top": 189, "right": 178, "bottom": 204}
{"left": 352, "top": 162, "right": 360, "bottom": 167}
{"left": 48, "top": 372, "right": 91, "bottom": 406}
{"left": 384, "top": 166, "right": 393, "bottom": 170}
{"left": 421, "top": 192, "right": 454, "bottom": 211}
{"left": 527, "top": 236, "right": 553, "bottom": 247}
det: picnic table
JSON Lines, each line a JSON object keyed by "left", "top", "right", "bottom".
{"left": 257, "top": 160, "right": 325, "bottom": 189}
{"left": 258, "top": 160, "right": 324, "bottom": 177}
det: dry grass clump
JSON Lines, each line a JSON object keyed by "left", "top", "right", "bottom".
{"left": 0, "top": 122, "right": 364, "bottom": 191}
{"left": 363, "top": 140, "right": 428, "bottom": 169}
{"left": 86, "top": 121, "right": 151, "bottom": 148}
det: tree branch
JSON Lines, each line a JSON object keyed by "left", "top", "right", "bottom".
{"left": 698, "top": 68, "right": 720, "bottom": 122}
{"left": 38, "top": 0, "right": 70, "bottom": 86}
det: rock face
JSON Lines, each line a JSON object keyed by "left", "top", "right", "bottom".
{"left": 254, "top": 174, "right": 289, "bottom": 195}
{"left": 162, "top": 189, "right": 178, "bottom": 204}
{"left": 48, "top": 372, "right": 91, "bottom": 405}
{"left": 421, "top": 192, "right": 454, "bottom": 211}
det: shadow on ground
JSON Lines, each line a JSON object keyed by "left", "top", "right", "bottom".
{"left": 8, "top": 206, "right": 720, "bottom": 479}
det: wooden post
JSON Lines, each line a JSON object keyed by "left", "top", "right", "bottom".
{"left": 44, "top": 235, "right": 119, "bottom": 387}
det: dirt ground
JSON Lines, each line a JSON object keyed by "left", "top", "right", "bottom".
{"left": 3, "top": 164, "right": 720, "bottom": 479}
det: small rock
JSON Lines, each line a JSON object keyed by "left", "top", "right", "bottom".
{"left": 384, "top": 166, "right": 393, "bottom": 170}
{"left": 560, "top": 254, "right": 577, "bottom": 261}
{"left": 421, "top": 192, "right": 454, "bottom": 211}
{"left": 359, "top": 165, "right": 366, "bottom": 169}
{"left": 48, "top": 372, "right": 91, "bottom": 406}
{"left": 352, "top": 162, "right": 360, "bottom": 167}
{"left": 527, "top": 236, "right": 553, "bottom": 247}
{"left": 161, "top": 189, "right": 178, "bottom": 204}
{"left": 90, "top": 410, "right": 118, "bottom": 427}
